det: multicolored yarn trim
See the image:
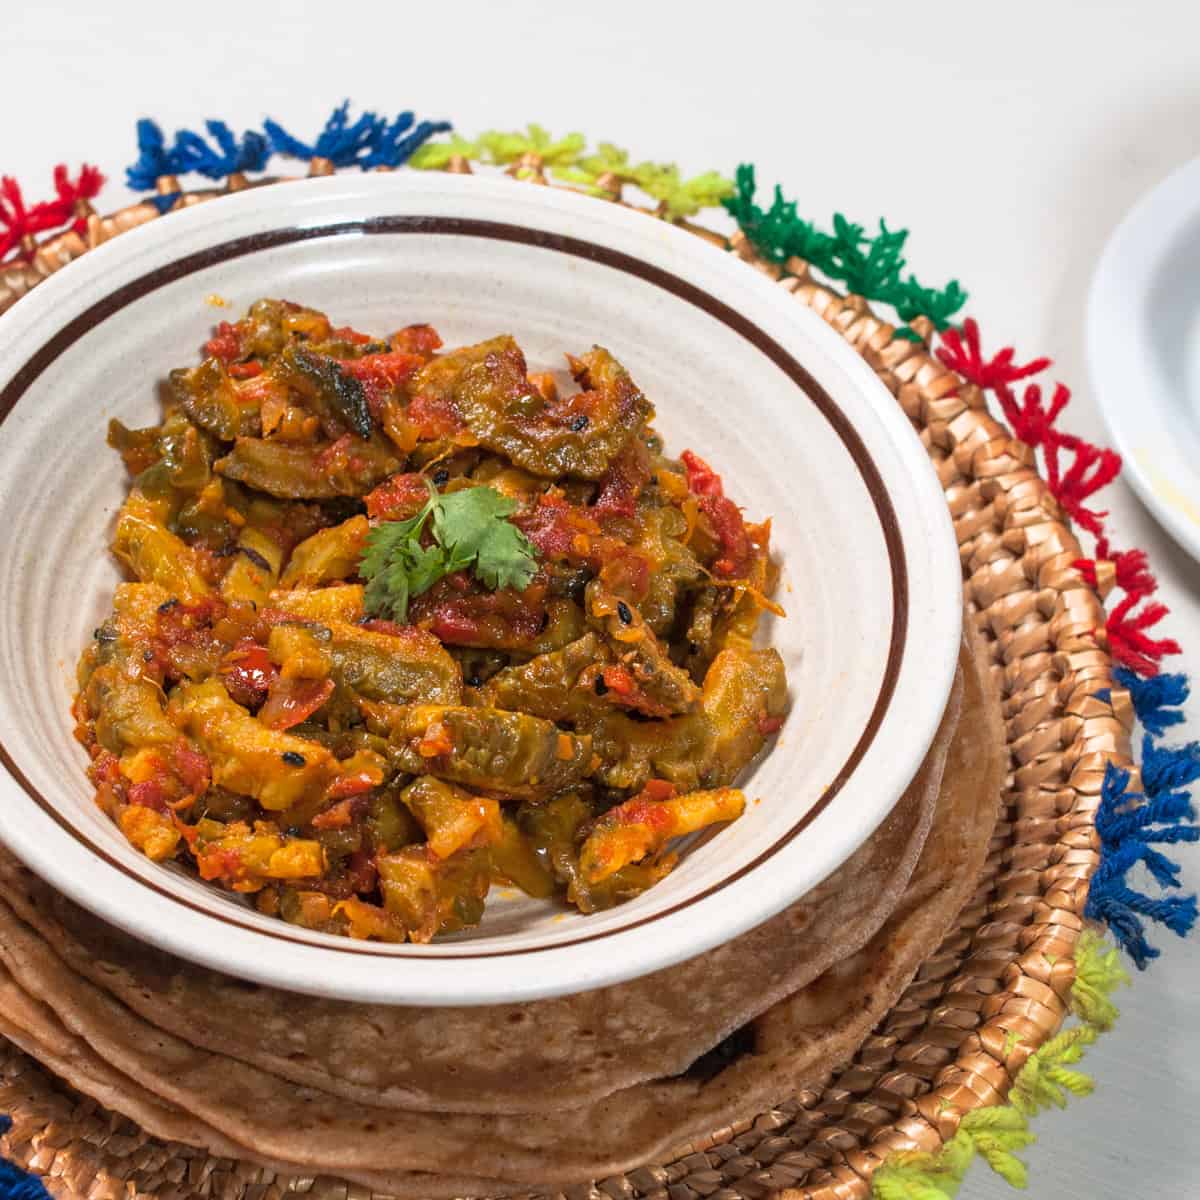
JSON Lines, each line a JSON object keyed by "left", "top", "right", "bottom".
{"left": 723, "top": 166, "right": 1198, "bottom": 971}
{"left": 120, "top": 102, "right": 453, "bottom": 217}
{"left": 0, "top": 106, "right": 1195, "bottom": 1200}
{"left": 872, "top": 932, "right": 1129, "bottom": 1199}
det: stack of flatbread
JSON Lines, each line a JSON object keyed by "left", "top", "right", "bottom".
{"left": 0, "top": 628, "right": 1004, "bottom": 1198}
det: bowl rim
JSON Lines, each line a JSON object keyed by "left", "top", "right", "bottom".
{"left": 0, "top": 172, "right": 961, "bottom": 1004}
{"left": 1087, "top": 155, "right": 1200, "bottom": 563}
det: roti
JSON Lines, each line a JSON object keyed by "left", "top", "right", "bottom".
{"left": 0, "top": 965, "right": 515, "bottom": 1198}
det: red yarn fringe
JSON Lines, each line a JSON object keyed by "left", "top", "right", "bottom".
{"left": 0, "top": 163, "right": 104, "bottom": 263}
{"left": 939, "top": 319, "right": 1178, "bottom": 677}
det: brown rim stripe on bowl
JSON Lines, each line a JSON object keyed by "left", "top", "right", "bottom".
{"left": 0, "top": 217, "right": 909, "bottom": 957}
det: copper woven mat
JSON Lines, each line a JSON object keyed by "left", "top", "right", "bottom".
{"left": 0, "top": 168, "right": 1132, "bottom": 1200}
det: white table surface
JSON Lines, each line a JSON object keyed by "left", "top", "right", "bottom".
{"left": 6, "top": 2, "right": 1200, "bottom": 1196}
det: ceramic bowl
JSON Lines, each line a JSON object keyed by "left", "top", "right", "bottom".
{"left": 0, "top": 173, "right": 961, "bottom": 1004}
{"left": 1088, "top": 156, "right": 1200, "bottom": 562}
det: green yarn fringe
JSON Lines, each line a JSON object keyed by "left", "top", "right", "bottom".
{"left": 410, "top": 124, "right": 734, "bottom": 220}
{"left": 871, "top": 932, "right": 1129, "bottom": 1199}
{"left": 722, "top": 164, "right": 968, "bottom": 338}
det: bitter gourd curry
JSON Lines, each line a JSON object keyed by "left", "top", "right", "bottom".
{"left": 74, "top": 300, "right": 788, "bottom": 942}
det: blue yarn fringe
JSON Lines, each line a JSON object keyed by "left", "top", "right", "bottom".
{"left": 264, "top": 101, "right": 448, "bottom": 168}
{"left": 1085, "top": 670, "right": 1200, "bottom": 967}
{"left": 126, "top": 116, "right": 268, "bottom": 202}
{"left": 0, "top": 1117, "right": 50, "bottom": 1200}
{"left": 174, "top": 120, "right": 270, "bottom": 180}
{"left": 362, "top": 112, "right": 452, "bottom": 169}
{"left": 125, "top": 117, "right": 176, "bottom": 190}
{"left": 127, "top": 104, "right": 450, "bottom": 192}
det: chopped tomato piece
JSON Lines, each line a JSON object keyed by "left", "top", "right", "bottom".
{"left": 592, "top": 439, "right": 651, "bottom": 518}
{"left": 680, "top": 450, "right": 752, "bottom": 577}
{"left": 127, "top": 779, "right": 167, "bottom": 811}
{"left": 365, "top": 472, "right": 432, "bottom": 521}
{"left": 407, "top": 391, "right": 463, "bottom": 440}
{"left": 390, "top": 324, "right": 442, "bottom": 358}
{"left": 170, "top": 742, "right": 212, "bottom": 795}
{"left": 412, "top": 576, "right": 549, "bottom": 649}
{"left": 258, "top": 675, "right": 335, "bottom": 730}
{"left": 204, "top": 321, "right": 242, "bottom": 362}
{"left": 219, "top": 639, "right": 278, "bottom": 708}
{"left": 340, "top": 350, "right": 424, "bottom": 388}
{"left": 341, "top": 351, "right": 426, "bottom": 422}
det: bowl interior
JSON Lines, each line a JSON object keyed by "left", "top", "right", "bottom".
{"left": 0, "top": 175, "right": 958, "bottom": 1002}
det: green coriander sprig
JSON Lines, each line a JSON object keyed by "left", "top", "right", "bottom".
{"left": 360, "top": 484, "right": 539, "bottom": 622}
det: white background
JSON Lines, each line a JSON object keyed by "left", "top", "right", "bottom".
{"left": 5, "top": 2, "right": 1199, "bottom": 1195}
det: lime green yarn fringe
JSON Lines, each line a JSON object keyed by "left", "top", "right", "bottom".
{"left": 410, "top": 123, "right": 734, "bottom": 220}
{"left": 872, "top": 932, "right": 1129, "bottom": 1199}
{"left": 409, "top": 132, "right": 961, "bottom": 341}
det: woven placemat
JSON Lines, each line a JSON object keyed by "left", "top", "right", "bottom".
{"left": 0, "top": 156, "right": 1133, "bottom": 1200}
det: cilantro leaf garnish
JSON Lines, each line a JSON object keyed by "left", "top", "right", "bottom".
{"left": 360, "top": 482, "right": 539, "bottom": 622}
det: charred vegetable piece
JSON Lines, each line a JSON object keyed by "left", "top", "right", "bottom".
{"left": 113, "top": 494, "right": 212, "bottom": 601}
{"left": 621, "top": 504, "right": 703, "bottom": 635}
{"left": 277, "top": 345, "right": 372, "bottom": 439}
{"left": 517, "top": 791, "right": 593, "bottom": 888}
{"left": 460, "top": 340, "right": 648, "bottom": 481}
{"left": 700, "top": 646, "right": 788, "bottom": 787}
{"left": 365, "top": 703, "right": 591, "bottom": 799}
{"left": 490, "top": 812, "right": 557, "bottom": 897}
{"left": 279, "top": 516, "right": 369, "bottom": 588}
{"left": 477, "top": 633, "right": 606, "bottom": 722}
{"left": 215, "top": 436, "right": 400, "bottom": 499}
{"left": 579, "top": 709, "right": 715, "bottom": 793}
{"left": 171, "top": 678, "right": 335, "bottom": 810}
{"left": 367, "top": 787, "right": 423, "bottom": 853}
{"left": 400, "top": 776, "right": 502, "bottom": 859}
{"left": 169, "top": 359, "right": 263, "bottom": 441}
{"left": 585, "top": 582, "right": 702, "bottom": 716}
{"left": 376, "top": 844, "right": 492, "bottom": 941}
{"left": 220, "top": 526, "right": 285, "bottom": 607}
{"left": 413, "top": 336, "right": 652, "bottom": 480}
{"left": 184, "top": 817, "right": 325, "bottom": 892}
{"left": 85, "top": 655, "right": 179, "bottom": 753}
{"left": 517, "top": 791, "right": 672, "bottom": 913}
{"left": 326, "top": 620, "right": 462, "bottom": 706}
{"left": 578, "top": 783, "right": 745, "bottom": 883}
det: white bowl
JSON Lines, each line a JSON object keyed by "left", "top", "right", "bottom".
{"left": 0, "top": 173, "right": 961, "bottom": 1005}
{"left": 1088, "top": 156, "right": 1200, "bottom": 562}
